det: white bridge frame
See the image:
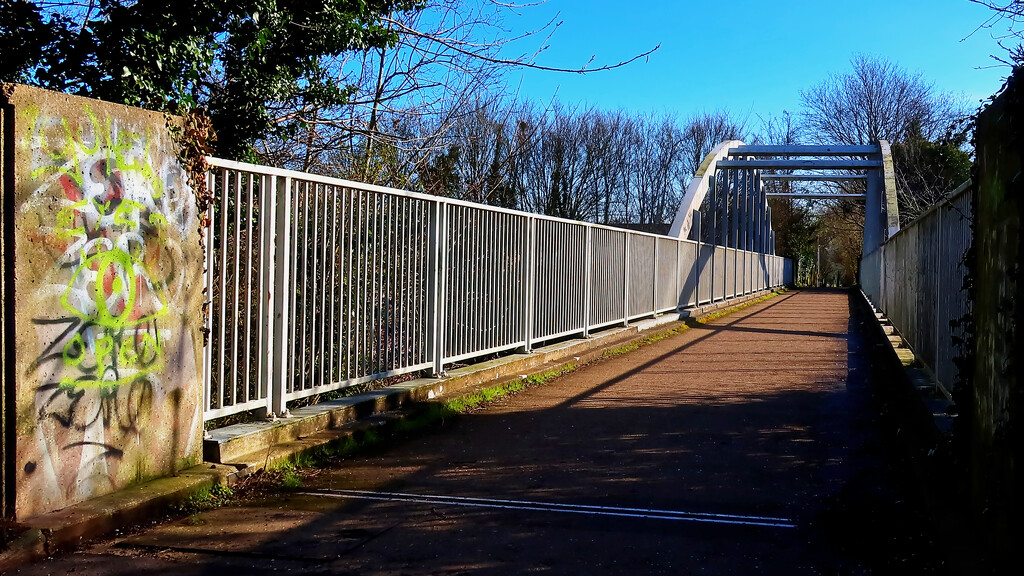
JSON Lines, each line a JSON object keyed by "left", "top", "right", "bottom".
{"left": 670, "top": 141, "right": 899, "bottom": 257}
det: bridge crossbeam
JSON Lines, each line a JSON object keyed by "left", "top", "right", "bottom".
{"left": 729, "top": 144, "right": 880, "bottom": 156}
{"left": 716, "top": 159, "right": 881, "bottom": 169}
{"left": 760, "top": 174, "right": 869, "bottom": 181}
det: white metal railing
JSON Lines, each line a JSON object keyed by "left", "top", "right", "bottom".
{"left": 202, "top": 157, "right": 789, "bottom": 421}
{"left": 860, "top": 182, "right": 972, "bottom": 398}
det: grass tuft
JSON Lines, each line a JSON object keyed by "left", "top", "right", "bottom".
{"left": 173, "top": 483, "right": 234, "bottom": 514}
{"left": 692, "top": 289, "right": 784, "bottom": 324}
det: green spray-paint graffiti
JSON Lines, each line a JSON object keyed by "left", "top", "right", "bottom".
{"left": 17, "top": 101, "right": 197, "bottom": 512}
{"left": 53, "top": 193, "right": 170, "bottom": 389}
{"left": 23, "top": 103, "right": 166, "bottom": 198}
{"left": 23, "top": 103, "right": 192, "bottom": 391}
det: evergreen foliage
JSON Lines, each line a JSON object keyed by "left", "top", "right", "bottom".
{"left": 0, "top": 0, "right": 422, "bottom": 158}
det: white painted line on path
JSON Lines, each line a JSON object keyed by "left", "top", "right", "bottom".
{"left": 301, "top": 489, "right": 797, "bottom": 529}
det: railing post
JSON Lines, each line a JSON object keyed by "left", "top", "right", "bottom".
{"left": 523, "top": 216, "right": 537, "bottom": 352}
{"left": 692, "top": 209, "right": 701, "bottom": 306}
{"left": 428, "top": 200, "right": 448, "bottom": 376}
{"left": 744, "top": 170, "right": 752, "bottom": 294}
{"left": 712, "top": 172, "right": 720, "bottom": 303}
{"left": 754, "top": 170, "right": 762, "bottom": 253}
{"left": 652, "top": 237, "right": 659, "bottom": 317}
{"left": 675, "top": 238, "right": 682, "bottom": 311}
{"left": 202, "top": 170, "right": 215, "bottom": 416}
{"left": 722, "top": 170, "right": 731, "bottom": 301}
{"left": 269, "top": 175, "right": 293, "bottom": 418}
{"left": 622, "top": 233, "right": 630, "bottom": 326}
{"left": 583, "top": 225, "right": 592, "bottom": 337}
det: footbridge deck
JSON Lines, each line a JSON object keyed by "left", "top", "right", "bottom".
{"left": 14, "top": 289, "right": 945, "bottom": 575}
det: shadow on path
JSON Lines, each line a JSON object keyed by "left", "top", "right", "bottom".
{"left": 17, "top": 289, "right": 946, "bottom": 575}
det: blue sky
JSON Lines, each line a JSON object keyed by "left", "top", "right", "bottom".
{"left": 500, "top": 0, "right": 1011, "bottom": 127}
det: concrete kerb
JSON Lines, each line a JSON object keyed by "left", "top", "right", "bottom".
{"left": 0, "top": 464, "right": 236, "bottom": 571}
{"left": 853, "top": 288, "right": 974, "bottom": 573}
{"left": 0, "top": 288, "right": 780, "bottom": 570}
{"left": 856, "top": 289, "right": 954, "bottom": 433}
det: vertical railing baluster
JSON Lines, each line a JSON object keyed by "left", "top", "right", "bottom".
{"left": 244, "top": 173, "right": 256, "bottom": 403}
{"left": 217, "top": 169, "right": 229, "bottom": 409}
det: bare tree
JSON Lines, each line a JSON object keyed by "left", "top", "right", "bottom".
{"left": 801, "top": 54, "right": 970, "bottom": 224}
{"left": 680, "top": 110, "right": 747, "bottom": 177}
{"left": 800, "top": 54, "right": 965, "bottom": 146}
{"left": 516, "top": 104, "right": 605, "bottom": 220}
{"left": 626, "top": 114, "right": 687, "bottom": 225}
{"left": 969, "top": 0, "right": 1024, "bottom": 64}
{"left": 592, "top": 110, "right": 634, "bottom": 224}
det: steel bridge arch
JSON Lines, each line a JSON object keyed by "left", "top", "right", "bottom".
{"left": 668, "top": 141, "right": 901, "bottom": 258}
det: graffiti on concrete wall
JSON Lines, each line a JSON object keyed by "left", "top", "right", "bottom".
{"left": 17, "top": 102, "right": 198, "bottom": 513}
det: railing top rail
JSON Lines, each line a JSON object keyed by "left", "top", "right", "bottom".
{"left": 206, "top": 156, "right": 688, "bottom": 243}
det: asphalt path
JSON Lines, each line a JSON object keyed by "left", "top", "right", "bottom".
{"left": 9, "top": 289, "right": 945, "bottom": 575}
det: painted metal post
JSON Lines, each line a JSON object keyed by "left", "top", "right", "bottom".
{"left": 750, "top": 171, "right": 760, "bottom": 291}
{"left": 741, "top": 168, "right": 749, "bottom": 293}
{"left": 709, "top": 173, "right": 718, "bottom": 303}
{"left": 729, "top": 166, "right": 737, "bottom": 247}
{"left": 757, "top": 186, "right": 764, "bottom": 255}
{"left": 739, "top": 168, "right": 746, "bottom": 247}
{"left": 270, "top": 175, "right": 293, "bottom": 418}
{"left": 756, "top": 171, "right": 763, "bottom": 250}
{"left": 727, "top": 169, "right": 735, "bottom": 297}
{"left": 740, "top": 169, "right": 749, "bottom": 294}
{"left": 757, "top": 172, "right": 766, "bottom": 288}
{"left": 623, "top": 232, "right": 630, "bottom": 326}
{"left": 674, "top": 237, "right": 682, "bottom": 311}
{"left": 863, "top": 167, "right": 883, "bottom": 255}
{"left": 749, "top": 169, "right": 757, "bottom": 291}
{"left": 755, "top": 171, "right": 763, "bottom": 254}
{"left": 748, "top": 169, "right": 755, "bottom": 246}
{"left": 692, "top": 208, "right": 701, "bottom": 306}
{"left": 583, "top": 225, "right": 593, "bottom": 336}
{"left": 202, "top": 171, "right": 216, "bottom": 414}
{"left": 428, "top": 200, "right": 448, "bottom": 376}
{"left": 523, "top": 216, "right": 537, "bottom": 351}
{"left": 741, "top": 168, "right": 748, "bottom": 292}
{"left": 719, "top": 171, "right": 729, "bottom": 247}
{"left": 652, "top": 238, "right": 659, "bottom": 317}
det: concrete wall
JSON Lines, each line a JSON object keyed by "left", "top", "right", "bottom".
{"left": 1, "top": 84, "right": 204, "bottom": 519}
{"left": 972, "top": 69, "right": 1022, "bottom": 567}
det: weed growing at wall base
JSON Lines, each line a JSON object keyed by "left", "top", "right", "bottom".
{"left": 172, "top": 483, "right": 234, "bottom": 515}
